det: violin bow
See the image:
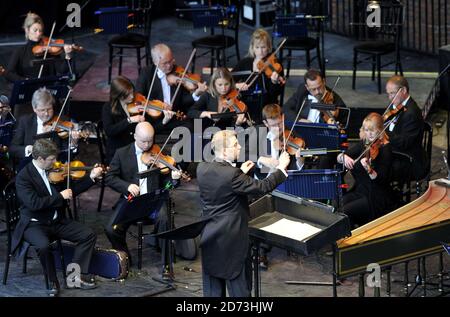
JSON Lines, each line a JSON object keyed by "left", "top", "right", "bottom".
{"left": 169, "top": 48, "right": 197, "bottom": 108}
{"left": 246, "top": 37, "right": 287, "bottom": 88}
{"left": 283, "top": 97, "right": 307, "bottom": 152}
{"left": 319, "top": 75, "right": 341, "bottom": 123}
{"left": 147, "top": 130, "right": 184, "bottom": 175}
{"left": 38, "top": 21, "right": 56, "bottom": 79}
{"left": 354, "top": 118, "right": 393, "bottom": 164}
{"left": 141, "top": 59, "right": 161, "bottom": 115}
{"left": 50, "top": 88, "right": 73, "bottom": 132}
{"left": 381, "top": 88, "right": 403, "bottom": 118}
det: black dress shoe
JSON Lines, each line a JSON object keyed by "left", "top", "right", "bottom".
{"left": 259, "top": 255, "right": 269, "bottom": 270}
{"left": 67, "top": 277, "right": 97, "bottom": 290}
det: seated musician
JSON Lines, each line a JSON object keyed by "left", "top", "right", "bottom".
{"left": 337, "top": 113, "right": 395, "bottom": 227}
{"left": 284, "top": 69, "right": 346, "bottom": 125}
{"left": 232, "top": 29, "right": 284, "bottom": 124}
{"left": 0, "top": 95, "right": 15, "bottom": 157}
{"left": 102, "top": 76, "right": 147, "bottom": 163}
{"left": 11, "top": 139, "right": 104, "bottom": 296}
{"left": 247, "top": 103, "right": 304, "bottom": 269}
{"left": 4, "top": 12, "right": 75, "bottom": 83}
{"left": 104, "top": 122, "right": 181, "bottom": 275}
{"left": 384, "top": 75, "right": 427, "bottom": 184}
{"left": 135, "top": 43, "right": 207, "bottom": 134}
{"left": 187, "top": 67, "right": 248, "bottom": 131}
{"left": 9, "top": 87, "right": 80, "bottom": 169}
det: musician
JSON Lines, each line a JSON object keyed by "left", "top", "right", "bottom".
{"left": 105, "top": 122, "right": 181, "bottom": 273}
{"left": 11, "top": 139, "right": 104, "bottom": 296}
{"left": 384, "top": 75, "right": 427, "bottom": 183}
{"left": 197, "top": 130, "right": 290, "bottom": 297}
{"left": 284, "top": 69, "right": 346, "bottom": 125}
{"left": 337, "top": 113, "right": 394, "bottom": 226}
{"left": 135, "top": 43, "right": 207, "bottom": 134}
{"left": 5, "top": 12, "right": 74, "bottom": 82}
{"left": 0, "top": 95, "right": 15, "bottom": 154}
{"left": 232, "top": 29, "right": 284, "bottom": 124}
{"left": 102, "top": 76, "right": 147, "bottom": 163}
{"left": 9, "top": 87, "right": 80, "bottom": 166}
{"left": 187, "top": 67, "right": 247, "bottom": 130}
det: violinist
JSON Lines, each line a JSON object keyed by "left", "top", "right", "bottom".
{"left": 232, "top": 29, "right": 284, "bottom": 124}
{"left": 102, "top": 76, "right": 147, "bottom": 163}
{"left": 105, "top": 122, "right": 181, "bottom": 274}
{"left": 187, "top": 67, "right": 247, "bottom": 130}
{"left": 135, "top": 43, "right": 207, "bottom": 133}
{"left": 337, "top": 113, "right": 395, "bottom": 227}
{"left": 10, "top": 88, "right": 80, "bottom": 167}
{"left": 5, "top": 13, "right": 75, "bottom": 83}
{"left": 384, "top": 75, "right": 427, "bottom": 183}
{"left": 246, "top": 104, "right": 305, "bottom": 270}
{"left": 284, "top": 69, "right": 346, "bottom": 125}
{"left": 12, "top": 139, "right": 104, "bottom": 296}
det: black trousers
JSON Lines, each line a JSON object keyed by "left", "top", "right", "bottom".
{"left": 105, "top": 199, "right": 169, "bottom": 267}
{"left": 23, "top": 218, "right": 96, "bottom": 284}
{"left": 342, "top": 191, "right": 373, "bottom": 227}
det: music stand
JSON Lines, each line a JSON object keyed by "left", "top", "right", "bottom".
{"left": 9, "top": 75, "right": 71, "bottom": 107}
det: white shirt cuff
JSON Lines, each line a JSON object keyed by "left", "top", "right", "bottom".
{"left": 192, "top": 92, "right": 200, "bottom": 102}
{"left": 276, "top": 167, "right": 288, "bottom": 177}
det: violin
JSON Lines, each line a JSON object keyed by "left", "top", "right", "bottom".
{"left": 219, "top": 89, "right": 247, "bottom": 114}
{"left": 283, "top": 130, "right": 305, "bottom": 155}
{"left": 44, "top": 117, "right": 90, "bottom": 140}
{"left": 320, "top": 90, "right": 339, "bottom": 124}
{"left": 48, "top": 160, "right": 105, "bottom": 184}
{"left": 140, "top": 144, "right": 191, "bottom": 181}
{"left": 166, "top": 66, "right": 202, "bottom": 92}
{"left": 128, "top": 93, "right": 187, "bottom": 120}
{"left": 256, "top": 53, "right": 286, "bottom": 85}
{"left": 32, "top": 37, "right": 83, "bottom": 56}
{"left": 383, "top": 104, "right": 406, "bottom": 122}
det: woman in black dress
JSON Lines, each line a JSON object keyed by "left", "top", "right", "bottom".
{"left": 102, "top": 76, "right": 146, "bottom": 163}
{"left": 5, "top": 12, "right": 74, "bottom": 82}
{"left": 232, "top": 29, "right": 284, "bottom": 124}
{"left": 337, "top": 113, "right": 395, "bottom": 226}
{"left": 187, "top": 67, "right": 247, "bottom": 131}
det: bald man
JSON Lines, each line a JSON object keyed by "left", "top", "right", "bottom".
{"left": 135, "top": 43, "right": 207, "bottom": 134}
{"left": 105, "top": 122, "right": 181, "bottom": 272}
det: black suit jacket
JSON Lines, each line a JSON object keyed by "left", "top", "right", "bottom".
{"left": 283, "top": 85, "right": 347, "bottom": 124}
{"left": 9, "top": 113, "right": 65, "bottom": 160}
{"left": 196, "top": 160, "right": 286, "bottom": 279}
{"left": 135, "top": 64, "right": 195, "bottom": 114}
{"left": 386, "top": 97, "right": 427, "bottom": 178}
{"left": 11, "top": 162, "right": 95, "bottom": 254}
{"left": 105, "top": 143, "right": 172, "bottom": 198}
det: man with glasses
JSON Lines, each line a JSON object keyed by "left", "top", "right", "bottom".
{"left": 9, "top": 88, "right": 80, "bottom": 168}
{"left": 284, "top": 69, "right": 347, "bottom": 125}
{"left": 384, "top": 75, "right": 427, "bottom": 183}
{"left": 0, "top": 95, "right": 15, "bottom": 155}
{"left": 135, "top": 43, "right": 207, "bottom": 134}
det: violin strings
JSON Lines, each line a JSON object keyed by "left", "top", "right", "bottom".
{"left": 38, "top": 21, "right": 56, "bottom": 79}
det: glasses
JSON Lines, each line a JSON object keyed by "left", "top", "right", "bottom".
{"left": 35, "top": 108, "right": 53, "bottom": 114}
{"left": 387, "top": 87, "right": 403, "bottom": 97}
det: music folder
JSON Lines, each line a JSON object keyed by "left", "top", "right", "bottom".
{"left": 33, "top": 131, "right": 59, "bottom": 140}
{"left": 151, "top": 215, "right": 215, "bottom": 240}
{"left": 310, "top": 103, "right": 337, "bottom": 111}
{"left": 112, "top": 190, "right": 166, "bottom": 225}
{"left": 211, "top": 112, "right": 244, "bottom": 121}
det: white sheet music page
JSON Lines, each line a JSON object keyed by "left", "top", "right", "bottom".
{"left": 260, "top": 218, "right": 322, "bottom": 241}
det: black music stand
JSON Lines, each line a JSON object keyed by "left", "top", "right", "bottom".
{"left": 95, "top": 6, "right": 129, "bottom": 34}
{"left": 9, "top": 75, "right": 71, "bottom": 107}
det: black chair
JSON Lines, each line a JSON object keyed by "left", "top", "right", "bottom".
{"left": 275, "top": 15, "right": 324, "bottom": 79}
{"left": 106, "top": 2, "right": 154, "bottom": 83}
{"left": 2, "top": 180, "right": 66, "bottom": 291}
{"left": 191, "top": 3, "right": 242, "bottom": 73}
{"left": 352, "top": 1, "right": 404, "bottom": 94}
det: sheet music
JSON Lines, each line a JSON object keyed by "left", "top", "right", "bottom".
{"left": 260, "top": 218, "right": 322, "bottom": 242}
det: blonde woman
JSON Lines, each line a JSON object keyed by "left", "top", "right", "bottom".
{"left": 337, "top": 113, "right": 394, "bottom": 226}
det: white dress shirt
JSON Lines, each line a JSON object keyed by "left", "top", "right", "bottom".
{"left": 31, "top": 160, "right": 57, "bottom": 221}
{"left": 135, "top": 143, "right": 148, "bottom": 195}
{"left": 306, "top": 94, "right": 321, "bottom": 123}
{"left": 388, "top": 96, "right": 410, "bottom": 132}
{"left": 157, "top": 68, "right": 172, "bottom": 106}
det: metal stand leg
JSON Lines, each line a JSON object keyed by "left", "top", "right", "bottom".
{"left": 252, "top": 242, "right": 260, "bottom": 298}
{"left": 386, "top": 268, "right": 391, "bottom": 297}
{"left": 421, "top": 257, "right": 427, "bottom": 297}
{"left": 404, "top": 261, "right": 409, "bottom": 296}
{"left": 358, "top": 274, "right": 365, "bottom": 297}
